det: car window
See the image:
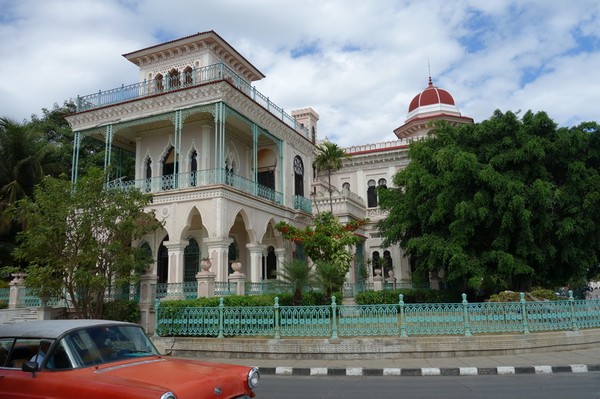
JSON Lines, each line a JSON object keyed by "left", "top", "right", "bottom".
{"left": 0, "top": 338, "right": 14, "bottom": 367}
{"left": 45, "top": 339, "right": 74, "bottom": 370}
{"left": 62, "top": 325, "right": 159, "bottom": 367}
{"left": 4, "top": 338, "right": 38, "bottom": 369}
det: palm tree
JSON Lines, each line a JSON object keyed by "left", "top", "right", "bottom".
{"left": 0, "top": 117, "right": 54, "bottom": 266}
{"left": 275, "top": 259, "right": 316, "bottom": 306}
{"left": 0, "top": 117, "right": 53, "bottom": 206}
{"left": 313, "top": 141, "right": 348, "bottom": 213}
{"left": 315, "top": 261, "right": 347, "bottom": 301}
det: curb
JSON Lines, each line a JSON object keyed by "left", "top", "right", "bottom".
{"left": 259, "top": 364, "right": 600, "bottom": 377}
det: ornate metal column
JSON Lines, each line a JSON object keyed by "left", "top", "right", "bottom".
{"left": 103, "top": 124, "right": 114, "bottom": 175}
{"left": 70, "top": 131, "right": 82, "bottom": 184}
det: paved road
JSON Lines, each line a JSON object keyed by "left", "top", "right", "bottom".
{"left": 254, "top": 373, "right": 600, "bottom": 399}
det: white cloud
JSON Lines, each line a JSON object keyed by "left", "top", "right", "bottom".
{"left": 0, "top": 0, "right": 598, "bottom": 144}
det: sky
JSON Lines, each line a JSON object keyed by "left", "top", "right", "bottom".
{"left": 0, "top": 0, "right": 599, "bottom": 147}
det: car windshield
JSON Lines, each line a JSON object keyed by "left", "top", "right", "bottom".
{"left": 47, "top": 325, "right": 160, "bottom": 369}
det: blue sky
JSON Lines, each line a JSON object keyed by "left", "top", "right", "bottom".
{"left": 0, "top": 0, "right": 599, "bottom": 147}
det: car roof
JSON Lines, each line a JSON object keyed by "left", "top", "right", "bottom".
{"left": 0, "top": 320, "right": 138, "bottom": 339}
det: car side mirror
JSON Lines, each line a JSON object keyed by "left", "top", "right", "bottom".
{"left": 22, "top": 361, "right": 39, "bottom": 373}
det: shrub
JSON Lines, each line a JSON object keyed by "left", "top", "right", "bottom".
{"left": 102, "top": 299, "right": 141, "bottom": 323}
{"left": 355, "top": 289, "right": 460, "bottom": 305}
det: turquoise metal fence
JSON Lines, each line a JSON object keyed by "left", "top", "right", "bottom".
{"left": 155, "top": 291, "right": 600, "bottom": 338}
{"left": 0, "top": 288, "right": 9, "bottom": 306}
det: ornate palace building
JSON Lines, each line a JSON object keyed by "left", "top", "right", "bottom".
{"left": 65, "top": 31, "right": 473, "bottom": 317}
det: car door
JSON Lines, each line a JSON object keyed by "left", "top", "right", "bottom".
{"left": 0, "top": 337, "right": 45, "bottom": 399}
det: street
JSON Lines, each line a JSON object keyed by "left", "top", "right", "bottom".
{"left": 254, "top": 373, "right": 600, "bottom": 398}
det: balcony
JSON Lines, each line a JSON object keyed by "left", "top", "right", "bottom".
{"left": 106, "top": 168, "right": 312, "bottom": 213}
{"left": 75, "top": 62, "right": 310, "bottom": 140}
{"left": 107, "top": 168, "right": 285, "bottom": 205}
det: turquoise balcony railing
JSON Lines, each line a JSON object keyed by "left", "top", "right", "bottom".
{"left": 155, "top": 292, "right": 600, "bottom": 338}
{"left": 75, "top": 62, "right": 310, "bottom": 139}
{"left": 293, "top": 194, "right": 312, "bottom": 213}
{"left": 106, "top": 168, "right": 285, "bottom": 206}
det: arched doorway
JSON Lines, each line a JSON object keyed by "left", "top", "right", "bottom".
{"left": 157, "top": 236, "right": 169, "bottom": 284}
{"left": 184, "top": 237, "right": 200, "bottom": 282}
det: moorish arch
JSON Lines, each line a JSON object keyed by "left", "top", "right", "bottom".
{"left": 224, "top": 206, "right": 256, "bottom": 244}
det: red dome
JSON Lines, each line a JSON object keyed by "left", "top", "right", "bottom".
{"left": 408, "top": 77, "right": 455, "bottom": 113}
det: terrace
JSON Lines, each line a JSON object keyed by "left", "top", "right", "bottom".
{"left": 74, "top": 62, "right": 310, "bottom": 140}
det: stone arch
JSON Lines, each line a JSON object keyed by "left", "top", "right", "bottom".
{"left": 224, "top": 206, "right": 256, "bottom": 244}
{"left": 260, "top": 218, "right": 284, "bottom": 249}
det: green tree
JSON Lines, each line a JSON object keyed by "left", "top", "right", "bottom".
{"left": 314, "top": 141, "right": 348, "bottom": 213}
{"left": 377, "top": 110, "right": 600, "bottom": 293}
{"left": 9, "top": 168, "right": 162, "bottom": 319}
{"left": 275, "top": 259, "right": 316, "bottom": 305}
{"left": 0, "top": 117, "right": 56, "bottom": 268}
{"left": 314, "top": 261, "right": 347, "bottom": 300}
{"left": 276, "top": 212, "right": 366, "bottom": 296}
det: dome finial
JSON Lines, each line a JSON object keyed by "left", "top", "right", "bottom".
{"left": 428, "top": 59, "right": 433, "bottom": 86}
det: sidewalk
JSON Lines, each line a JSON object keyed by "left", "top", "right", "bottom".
{"left": 191, "top": 347, "right": 600, "bottom": 376}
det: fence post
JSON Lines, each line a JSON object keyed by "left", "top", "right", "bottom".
{"left": 217, "top": 297, "right": 225, "bottom": 339}
{"left": 568, "top": 290, "right": 579, "bottom": 331}
{"left": 8, "top": 273, "right": 26, "bottom": 309}
{"left": 520, "top": 292, "right": 530, "bottom": 334}
{"left": 331, "top": 296, "right": 339, "bottom": 339}
{"left": 462, "top": 293, "right": 471, "bottom": 337}
{"left": 274, "top": 297, "right": 281, "bottom": 339}
{"left": 399, "top": 294, "right": 407, "bottom": 337}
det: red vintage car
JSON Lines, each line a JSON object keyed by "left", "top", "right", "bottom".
{"left": 0, "top": 319, "right": 259, "bottom": 398}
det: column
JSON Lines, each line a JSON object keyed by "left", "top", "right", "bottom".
{"left": 204, "top": 237, "right": 233, "bottom": 282}
{"left": 103, "top": 124, "right": 114, "bottom": 172}
{"left": 246, "top": 243, "right": 266, "bottom": 283}
{"left": 163, "top": 239, "right": 188, "bottom": 299}
{"left": 70, "top": 131, "right": 81, "bottom": 184}
{"left": 139, "top": 273, "right": 158, "bottom": 334}
{"left": 274, "top": 248, "right": 287, "bottom": 278}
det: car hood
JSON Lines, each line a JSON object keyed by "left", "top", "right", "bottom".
{"left": 90, "top": 356, "right": 252, "bottom": 396}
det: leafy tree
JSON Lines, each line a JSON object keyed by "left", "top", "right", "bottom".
{"left": 377, "top": 110, "right": 600, "bottom": 294}
{"left": 8, "top": 168, "right": 162, "bottom": 318}
{"left": 276, "top": 212, "right": 367, "bottom": 295}
{"left": 275, "top": 259, "right": 316, "bottom": 305}
{"left": 0, "top": 117, "right": 57, "bottom": 268}
{"left": 314, "top": 141, "right": 348, "bottom": 213}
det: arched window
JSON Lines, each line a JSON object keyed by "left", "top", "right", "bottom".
{"left": 154, "top": 74, "right": 164, "bottom": 92}
{"left": 184, "top": 238, "right": 200, "bottom": 282}
{"left": 183, "top": 66, "right": 193, "bottom": 85}
{"left": 342, "top": 182, "right": 350, "bottom": 192}
{"left": 162, "top": 147, "right": 177, "bottom": 190}
{"left": 145, "top": 158, "right": 152, "bottom": 192}
{"left": 168, "top": 68, "right": 180, "bottom": 89}
{"left": 190, "top": 150, "right": 197, "bottom": 187}
{"left": 372, "top": 251, "right": 381, "bottom": 274}
{"left": 225, "top": 157, "right": 236, "bottom": 185}
{"left": 294, "top": 156, "right": 304, "bottom": 197}
{"left": 367, "top": 179, "right": 377, "bottom": 208}
{"left": 378, "top": 178, "right": 387, "bottom": 189}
